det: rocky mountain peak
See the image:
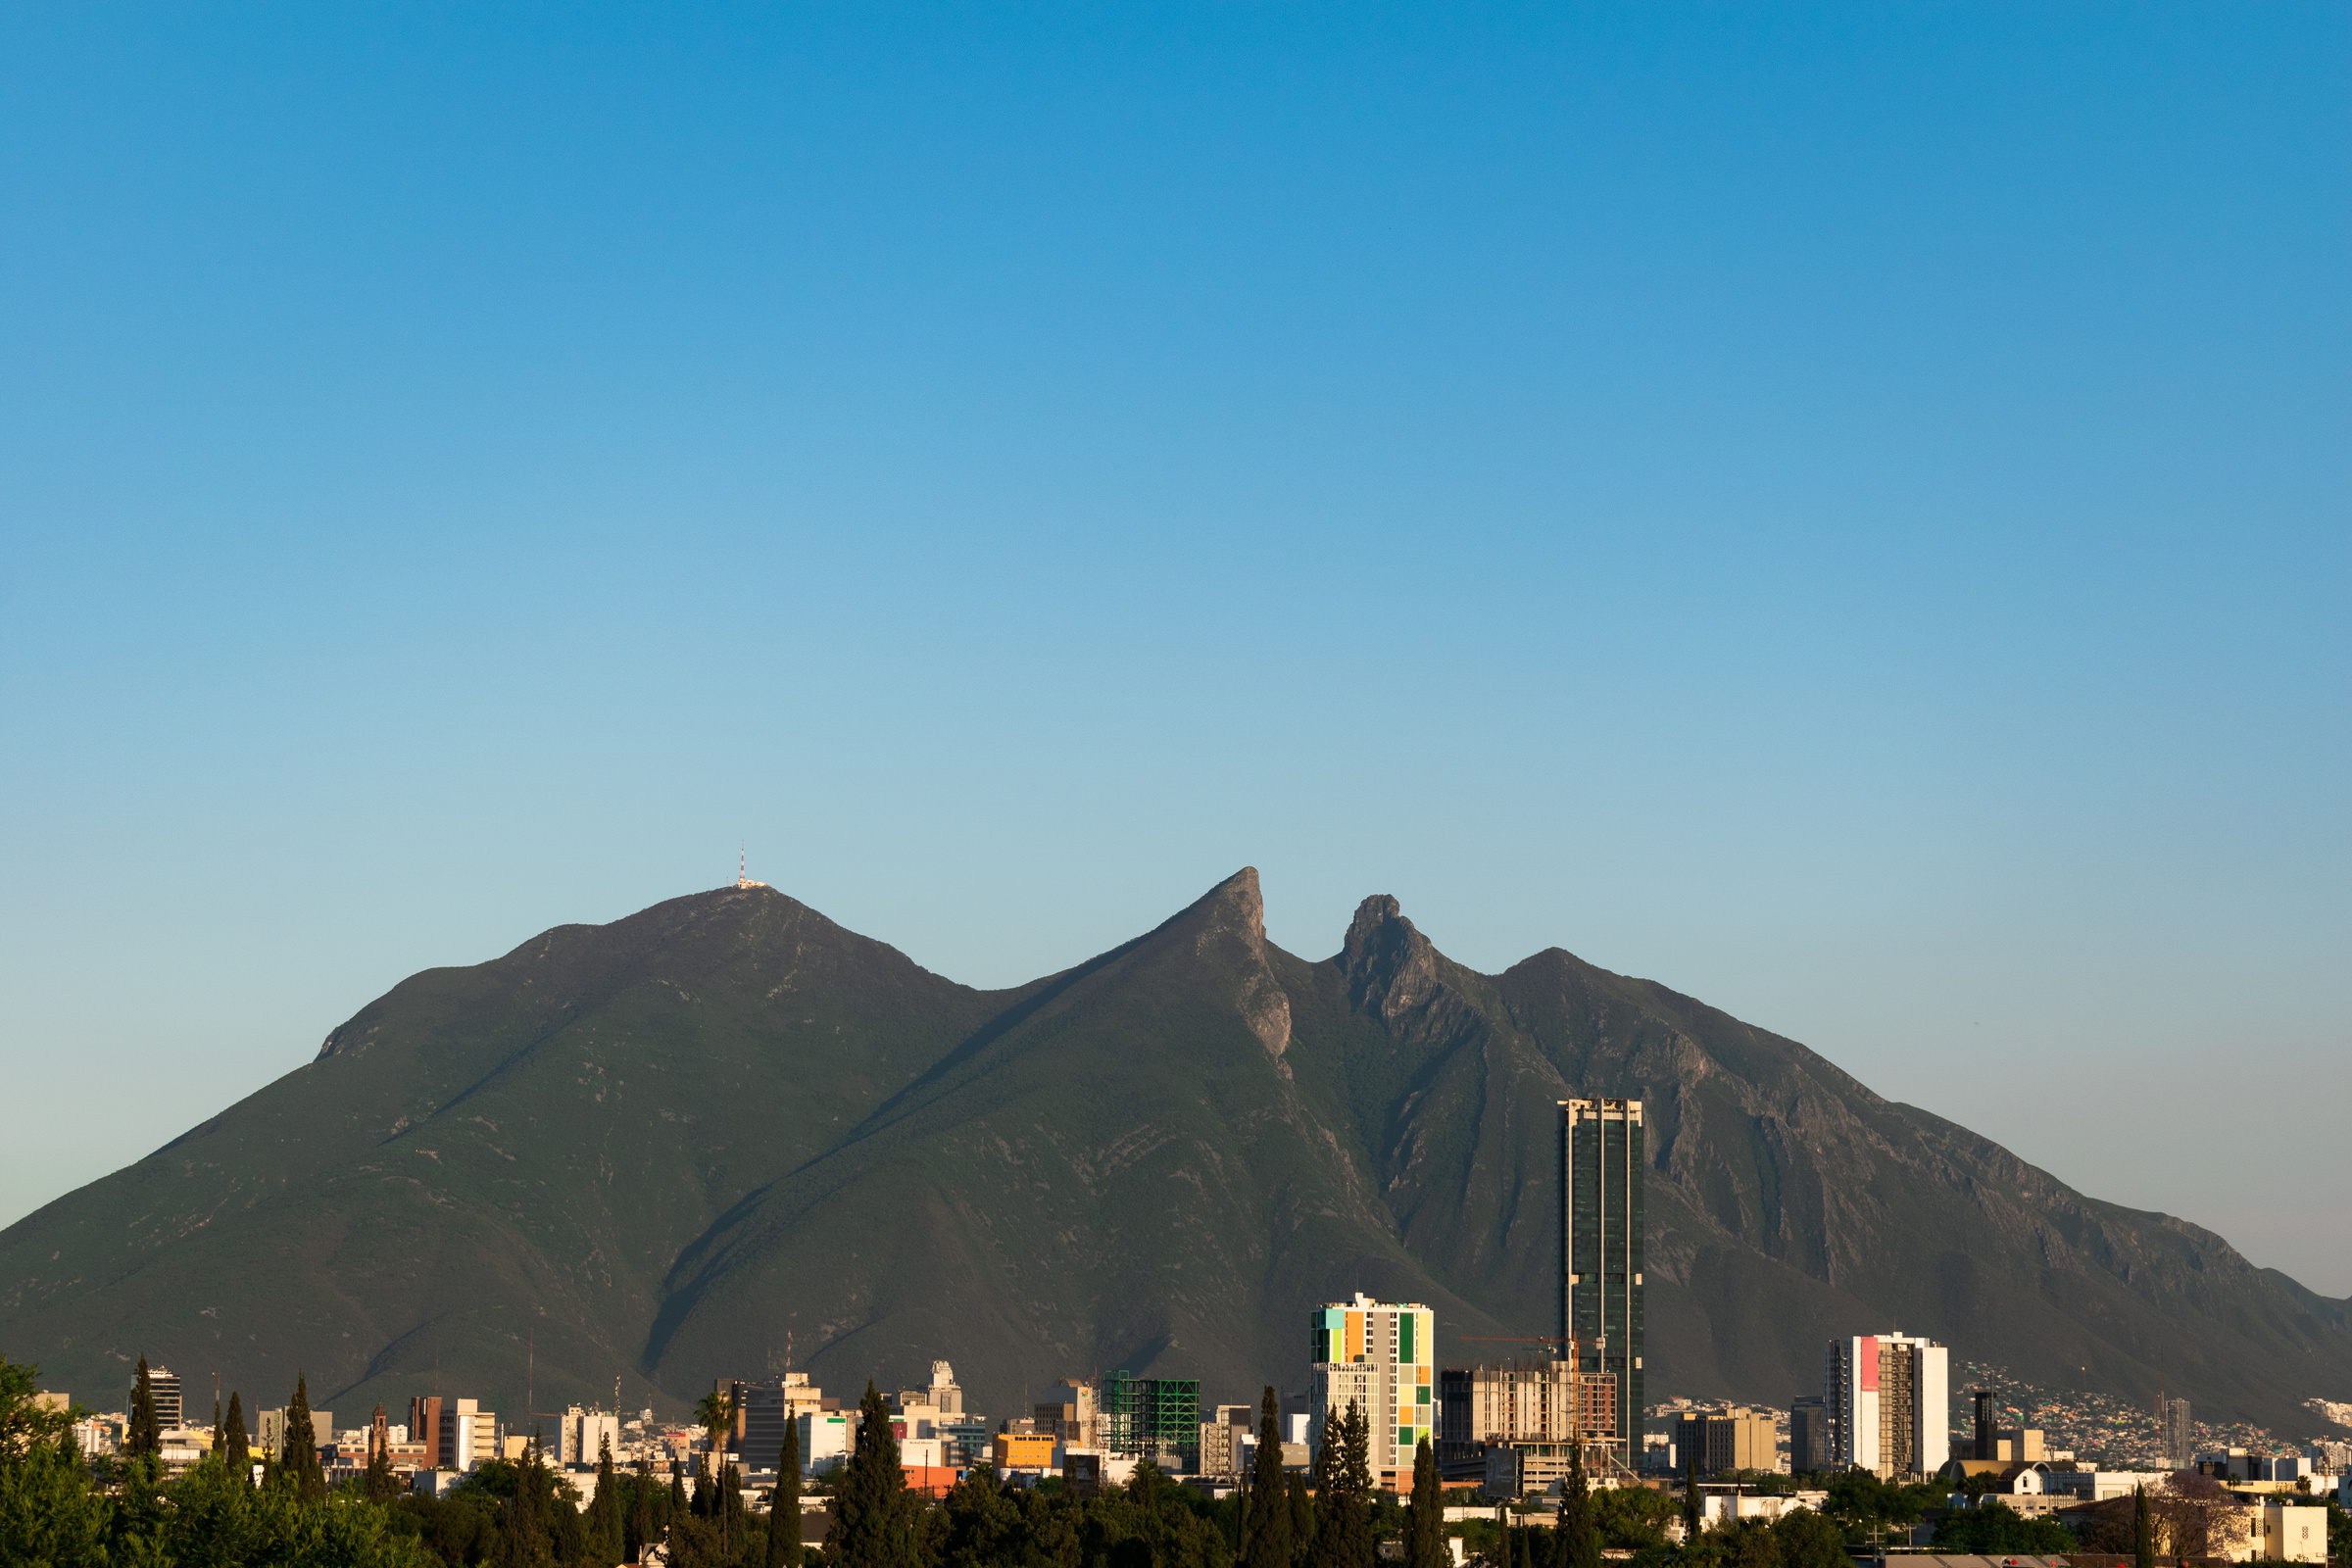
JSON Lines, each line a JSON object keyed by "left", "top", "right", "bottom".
{"left": 1341, "top": 893, "right": 1444, "bottom": 1025}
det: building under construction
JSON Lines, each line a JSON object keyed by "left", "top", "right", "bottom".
{"left": 1098, "top": 1371, "right": 1200, "bottom": 1468}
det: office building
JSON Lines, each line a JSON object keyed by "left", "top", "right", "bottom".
{"left": 2163, "top": 1398, "right": 2193, "bottom": 1468}
{"left": 1035, "top": 1380, "right": 1101, "bottom": 1448}
{"left": 1100, "top": 1371, "right": 1200, "bottom": 1467}
{"left": 133, "top": 1367, "right": 184, "bottom": 1430}
{"left": 1309, "top": 1293, "right": 1435, "bottom": 1484}
{"left": 1558, "top": 1098, "right": 1642, "bottom": 1468}
{"left": 1825, "top": 1333, "right": 1947, "bottom": 1478}
{"left": 259, "top": 1406, "right": 335, "bottom": 1459}
{"left": 726, "top": 1373, "right": 833, "bottom": 1474}
{"left": 1788, "top": 1396, "right": 1827, "bottom": 1472}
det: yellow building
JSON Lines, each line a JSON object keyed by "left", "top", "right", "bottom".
{"left": 992, "top": 1433, "right": 1056, "bottom": 1471}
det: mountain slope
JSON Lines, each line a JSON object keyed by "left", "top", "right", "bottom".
{"left": 2, "top": 871, "right": 2345, "bottom": 1440}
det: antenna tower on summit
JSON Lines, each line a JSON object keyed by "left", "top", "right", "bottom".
{"left": 736, "top": 843, "right": 766, "bottom": 890}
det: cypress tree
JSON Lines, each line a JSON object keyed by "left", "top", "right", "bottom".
{"left": 1554, "top": 1442, "right": 1598, "bottom": 1568}
{"left": 767, "top": 1419, "right": 803, "bottom": 1568}
{"left": 1342, "top": 1400, "right": 1377, "bottom": 1568}
{"left": 1243, "top": 1385, "right": 1292, "bottom": 1568}
{"left": 127, "top": 1355, "right": 160, "bottom": 1458}
{"left": 627, "top": 1456, "right": 657, "bottom": 1563}
{"left": 212, "top": 1393, "right": 223, "bottom": 1455}
{"left": 834, "top": 1380, "right": 910, "bottom": 1568}
{"left": 285, "top": 1372, "right": 325, "bottom": 1501}
{"left": 1405, "top": 1437, "right": 1443, "bottom": 1568}
{"left": 585, "top": 1435, "right": 622, "bottom": 1565}
{"left": 1289, "top": 1471, "right": 1316, "bottom": 1567}
{"left": 670, "top": 1459, "right": 688, "bottom": 1516}
{"left": 223, "top": 1392, "right": 251, "bottom": 1485}
{"left": 2133, "top": 1483, "right": 2154, "bottom": 1568}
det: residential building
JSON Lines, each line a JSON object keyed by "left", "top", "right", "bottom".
{"left": 1308, "top": 1292, "right": 1435, "bottom": 1485}
{"left": 1558, "top": 1098, "right": 1642, "bottom": 1470}
{"left": 1824, "top": 1332, "right": 1947, "bottom": 1479}
{"left": 2163, "top": 1398, "right": 2193, "bottom": 1468}
{"left": 1788, "top": 1396, "right": 1827, "bottom": 1472}
{"left": 1198, "top": 1404, "right": 1253, "bottom": 1480}
{"left": 557, "top": 1407, "right": 621, "bottom": 1469}
{"left": 1099, "top": 1371, "right": 1199, "bottom": 1467}
{"left": 2256, "top": 1501, "right": 2327, "bottom": 1563}
{"left": 1673, "top": 1407, "right": 1773, "bottom": 1479}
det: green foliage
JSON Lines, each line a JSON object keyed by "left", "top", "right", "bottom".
{"left": 765, "top": 1420, "right": 802, "bottom": 1568}
{"left": 128, "top": 1354, "right": 162, "bottom": 1460}
{"left": 1589, "top": 1486, "right": 1677, "bottom": 1551}
{"left": 2133, "top": 1483, "right": 2154, "bottom": 1568}
{"left": 285, "top": 1372, "right": 326, "bottom": 1503}
{"left": 1, "top": 1421, "right": 428, "bottom": 1568}
{"left": 1766, "top": 1507, "right": 1844, "bottom": 1568}
{"left": 1932, "top": 1501, "right": 2075, "bottom": 1555}
{"left": 1553, "top": 1444, "right": 1597, "bottom": 1568}
{"left": 1307, "top": 1400, "right": 1373, "bottom": 1568}
{"left": 223, "top": 1392, "right": 252, "bottom": 1485}
{"left": 834, "top": 1380, "right": 912, "bottom": 1568}
{"left": 1405, "top": 1439, "right": 1442, "bottom": 1568}
{"left": 0, "top": 1354, "right": 80, "bottom": 1462}
{"left": 1243, "top": 1387, "right": 1291, "bottom": 1568}
{"left": 1816, "top": 1470, "right": 1935, "bottom": 1530}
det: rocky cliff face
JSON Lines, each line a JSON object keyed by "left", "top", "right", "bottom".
{"left": 3, "top": 871, "right": 2345, "bottom": 1434}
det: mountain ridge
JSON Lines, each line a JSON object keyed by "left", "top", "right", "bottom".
{"left": 3, "top": 870, "right": 2345, "bottom": 1442}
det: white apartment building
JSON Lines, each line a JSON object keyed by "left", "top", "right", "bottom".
{"left": 1309, "top": 1292, "right": 1434, "bottom": 1484}
{"left": 1825, "top": 1332, "right": 1947, "bottom": 1479}
{"left": 558, "top": 1407, "right": 621, "bottom": 1468}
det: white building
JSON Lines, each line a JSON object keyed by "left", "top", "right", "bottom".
{"left": 1309, "top": 1293, "right": 1434, "bottom": 1485}
{"left": 558, "top": 1407, "right": 622, "bottom": 1468}
{"left": 2254, "top": 1501, "right": 2327, "bottom": 1564}
{"left": 1824, "top": 1332, "right": 1946, "bottom": 1478}
{"left": 797, "top": 1411, "right": 853, "bottom": 1475}
{"left": 1701, "top": 1491, "right": 1825, "bottom": 1525}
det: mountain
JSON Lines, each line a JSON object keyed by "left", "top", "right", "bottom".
{"left": 4, "top": 870, "right": 2348, "bottom": 1440}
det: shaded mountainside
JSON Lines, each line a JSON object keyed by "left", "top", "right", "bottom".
{"left": 4, "top": 870, "right": 2347, "bottom": 1438}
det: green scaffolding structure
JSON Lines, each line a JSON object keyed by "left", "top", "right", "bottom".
{"left": 1099, "top": 1371, "right": 1200, "bottom": 1465}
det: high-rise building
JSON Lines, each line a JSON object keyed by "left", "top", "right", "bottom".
{"left": 1099, "top": 1371, "right": 1200, "bottom": 1467}
{"left": 1825, "top": 1333, "right": 1947, "bottom": 1479}
{"left": 2163, "top": 1398, "right": 2193, "bottom": 1469}
{"left": 1789, "top": 1396, "right": 1828, "bottom": 1472}
{"left": 1558, "top": 1098, "right": 1642, "bottom": 1468}
{"left": 1309, "top": 1292, "right": 1434, "bottom": 1483}
{"left": 134, "top": 1367, "right": 184, "bottom": 1430}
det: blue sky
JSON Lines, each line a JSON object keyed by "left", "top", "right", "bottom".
{"left": 2, "top": 4, "right": 2346, "bottom": 1298}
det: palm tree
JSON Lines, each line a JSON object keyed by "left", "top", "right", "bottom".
{"left": 695, "top": 1388, "right": 737, "bottom": 1494}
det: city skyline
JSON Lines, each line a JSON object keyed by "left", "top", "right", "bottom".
{"left": 1, "top": 5, "right": 2345, "bottom": 1307}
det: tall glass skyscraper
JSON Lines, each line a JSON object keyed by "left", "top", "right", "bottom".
{"left": 1557, "top": 1098, "right": 1643, "bottom": 1468}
